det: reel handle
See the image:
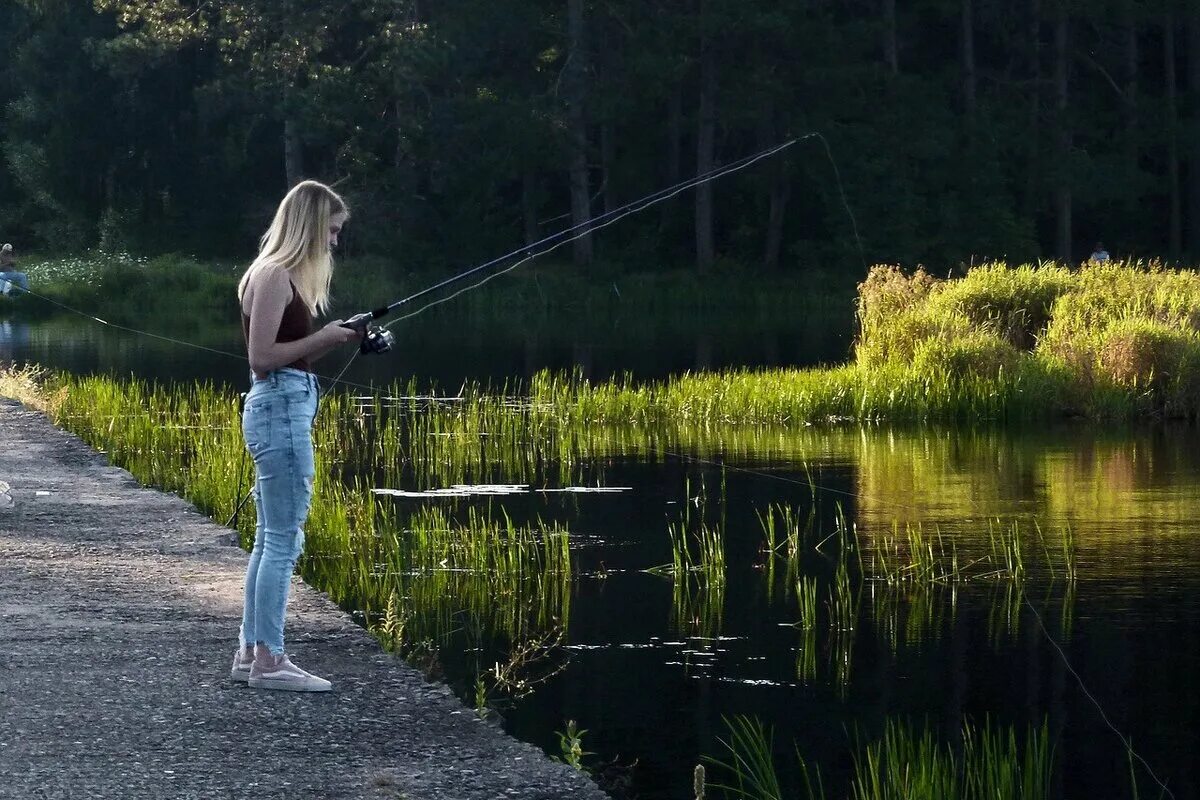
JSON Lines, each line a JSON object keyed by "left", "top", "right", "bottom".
{"left": 340, "top": 312, "right": 395, "bottom": 356}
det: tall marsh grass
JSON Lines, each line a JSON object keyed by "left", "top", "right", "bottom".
{"left": 707, "top": 715, "right": 1054, "bottom": 800}
{"left": 25, "top": 371, "right": 575, "bottom": 652}
{"left": 493, "top": 260, "right": 1200, "bottom": 425}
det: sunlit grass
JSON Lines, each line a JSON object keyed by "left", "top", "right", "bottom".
{"left": 14, "top": 370, "right": 575, "bottom": 654}
{"left": 706, "top": 715, "right": 1054, "bottom": 800}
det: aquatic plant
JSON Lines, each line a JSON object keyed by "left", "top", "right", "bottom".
{"left": 705, "top": 716, "right": 787, "bottom": 800}
{"left": 553, "top": 719, "right": 594, "bottom": 773}
{"left": 796, "top": 576, "right": 819, "bottom": 631}
{"left": 850, "top": 719, "right": 1053, "bottom": 800}
{"left": 705, "top": 715, "right": 1054, "bottom": 800}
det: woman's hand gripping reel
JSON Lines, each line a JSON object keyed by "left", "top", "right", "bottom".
{"left": 341, "top": 311, "right": 396, "bottom": 355}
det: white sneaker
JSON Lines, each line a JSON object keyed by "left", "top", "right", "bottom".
{"left": 248, "top": 650, "right": 332, "bottom": 692}
{"left": 230, "top": 646, "right": 254, "bottom": 683}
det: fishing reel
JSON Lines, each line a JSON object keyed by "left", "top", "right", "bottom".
{"left": 341, "top": 312, "right": 396, "bottom": 355}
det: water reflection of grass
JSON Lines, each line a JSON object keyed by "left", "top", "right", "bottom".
{"left": 356, "top": 387, "right": 1197, "bottom": 577}
{"left": 759, "top": 500, "right": 1077, "bottom": 691}
{"left": 648, "top": 478, "right": 729, "bottom": 638}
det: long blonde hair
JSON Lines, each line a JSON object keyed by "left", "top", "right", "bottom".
{"left": 238, "top": 181, "right": 348, "bottom": 316}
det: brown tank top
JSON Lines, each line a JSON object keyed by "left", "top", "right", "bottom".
{"left": 242, "top": 283, "right": 314, "bottom": 373}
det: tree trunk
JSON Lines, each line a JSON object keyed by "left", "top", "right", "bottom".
{"left": 882, "top": 0, "right": 899, "bottom": 76}
{"left": 566, "top": 0, "right": 593, "bottom": 266}
{"left": 695, "top": 10, "right": 717, "bottom": 273}
{"left": 284, "top": 118, "right": 304, "bottom": 188}
{"left": 764, "top": 178, "right": 790, "bottom": 271}
{"left": 1165, "top": 12, "right": 1183, "bottom": 259}
{"left": 1188, "top": 12, "right": 1200, "bottom": 257}
{"left": 1054, "top": 3, "right": 1071, "bottom": 263}
{"left": 962, "top": 0, "right": 976, "bottom": 113}
{"left": 1026, "top": 0, "right": 1041, "bottom": 216}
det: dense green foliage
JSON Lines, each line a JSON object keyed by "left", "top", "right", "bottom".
{"left": 4, "top": 1, "right": 1200, "bottom": 274}
{"left": 517, "top": 261, "right": 1200, "bottom": 422}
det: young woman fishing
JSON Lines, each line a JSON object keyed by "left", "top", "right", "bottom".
{"left": 231, "top": 180, "right": 362, "bottom": 692}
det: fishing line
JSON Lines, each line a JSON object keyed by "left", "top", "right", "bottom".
{"left": 384, "top": 136, "right": 803, "bottom": 315}
{"left": 8, "top": 283, "right": 383, "bottom": 394}
{"left": 650, "top": 443, "right": 1176, "bottom": 799}
{"left": 1022, "top": 591, "right": 1175, "bottom": 799}
{"left": 328, "top": 133, "right": 841, "bottom": 389}
{"left": 386, "top": 137, "right": 807, "bottom": 325}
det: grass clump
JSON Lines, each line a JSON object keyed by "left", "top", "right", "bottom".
{"left": 706, "top": 715, "right": 1054, "bottom": 800}
{"left": 850, "top": 259, "right": 1200, "bottom": 419}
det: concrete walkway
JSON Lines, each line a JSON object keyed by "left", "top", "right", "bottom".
{"left": 0, "top": 399, "right": 610, "bottom": 800}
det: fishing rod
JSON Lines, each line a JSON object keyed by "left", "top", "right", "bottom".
{"left": 332, "top": 135, "right": 821, "bottom": 364}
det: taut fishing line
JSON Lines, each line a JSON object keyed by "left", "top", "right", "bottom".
{"left": 326, "top": 133, "right": 849, "bottom": 388}
{"left": 9, "top": 282, "right": 384, "bottom": 394}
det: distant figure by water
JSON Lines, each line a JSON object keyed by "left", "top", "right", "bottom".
{"left": 0, "top": 243, "right": 29, "bottom": 296}
{"left": 1089, "top": 242, "right": 1111, "bottom": 263}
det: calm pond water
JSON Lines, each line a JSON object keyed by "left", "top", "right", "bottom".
{"left": 0, "top": 302, "right": 853, "bottom": 388}
{"left": 4, "top": 309, "right": 1199, "bottom": 799}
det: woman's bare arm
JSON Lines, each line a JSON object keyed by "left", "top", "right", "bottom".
{"left": 244, "top": 268, "right": 357, "bottom": 376}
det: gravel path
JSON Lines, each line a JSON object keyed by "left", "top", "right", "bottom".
{"left": 0, "top": 399, "right": 610, "bottom": 800}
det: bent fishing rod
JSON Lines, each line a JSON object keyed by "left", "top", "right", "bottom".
{"left": 332, "top": 135, "right": 823, "bottom": 367}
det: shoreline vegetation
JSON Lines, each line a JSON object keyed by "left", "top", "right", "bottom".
{"left": 520, "top": 259, "right": 1200, "bottom": 423}
{"left": 3, "top": 257, "right": 1197, "bottom": 422}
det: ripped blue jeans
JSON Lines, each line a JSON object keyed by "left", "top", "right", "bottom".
{"left": 239, "top": 368, "right": 319, "bottom": 655}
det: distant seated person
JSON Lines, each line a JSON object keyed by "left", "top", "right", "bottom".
{"left": 1088, "top": 242, "right": 1110, "bottom": 263}
{"left": 0, "top": 243, "right": 28, "bottom": 296}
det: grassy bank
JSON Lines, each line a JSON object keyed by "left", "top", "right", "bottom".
{"left": 511, "top": 260, "right": 1200, "bottom": 422}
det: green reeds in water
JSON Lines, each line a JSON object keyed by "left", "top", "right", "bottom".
{"left": 706, "top": 715, "right": 1054, "bottom": 800}
{"left": 796, "top": 576, "right": 819, "bottom": 631}
{"left": 44, "top": 373, "right": 575, "bottom": 655}
{"left": 705, "top": 716, "right": 787, "bottom": 800}
{"left": 661, "top": 519, "right": 727, "bottom": 588}
{"left": 850, "top": 719, "right": 1053, "bottom": 800}
{"left": 647, "top": 478, "right": 728, "bottom": 636}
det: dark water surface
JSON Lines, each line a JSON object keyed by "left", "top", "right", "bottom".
{"left": 407, "top": 427, "right": 1200, "bottom": 799}
{"left": 0, "top": 304, "right": 853, "bottom": 388}
{"left": 4, "top": 311, "right": 1199, "bottom": 799}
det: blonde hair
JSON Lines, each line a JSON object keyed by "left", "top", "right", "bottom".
{"left": 1, "top": 244, "right": 12, "bottom": 253}
{"left": 237, "top": 181, "right": 348, "bottom": 316}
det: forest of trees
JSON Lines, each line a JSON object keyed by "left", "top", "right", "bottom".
{"left": 3, "top": 0, "right": 1200, "bottom": 276}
